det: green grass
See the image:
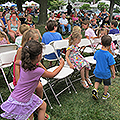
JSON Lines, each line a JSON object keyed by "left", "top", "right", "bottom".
{"left": 0, "top": 17, "right": 120, "bottom": 120}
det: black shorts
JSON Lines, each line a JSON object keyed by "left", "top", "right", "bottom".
{"left": 95, "top": 77, "right": 111, "bottom": 86}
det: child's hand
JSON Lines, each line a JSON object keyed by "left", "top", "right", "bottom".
{"left": 70, "top": 64, "right": 75, "bottom": 69}
{"left": 60, "top": 58, "right": 64, "bottom": 67}
{"left": 112, "top": 74, "right": 115, "bottom": 79}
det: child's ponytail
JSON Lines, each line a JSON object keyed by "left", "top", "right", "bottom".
{"left": 21, "top": 40, "right": 43, "bottom": 71}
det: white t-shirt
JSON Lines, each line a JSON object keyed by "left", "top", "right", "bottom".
{"left": 15, "top": 36, "right": 23, "bottom": 47}
{"left": 85, "top": 28, "right": 96, "bottom": 39}
{"left": 59, "top": 18, "right": 68, "bottom": 25}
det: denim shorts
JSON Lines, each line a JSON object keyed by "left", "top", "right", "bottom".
{"left": 95, "top": 77, "right": 111, "bottom": 86}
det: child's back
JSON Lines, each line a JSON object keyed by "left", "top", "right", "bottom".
{"left": 93, "top": 49, "right": 114, "bottom": 79}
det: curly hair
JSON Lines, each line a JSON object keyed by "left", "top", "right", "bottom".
{"left": 21, "top": 40, "right": 43, "bottom": 71}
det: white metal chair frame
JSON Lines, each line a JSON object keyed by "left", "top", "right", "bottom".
{"left": 42, "top": 43, "right": 77, "bottom": 106}
{"left": 0, "top": 50, "right": 17, "bottom": 93}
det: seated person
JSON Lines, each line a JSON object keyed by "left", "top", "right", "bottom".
{"left": 8, "top": 12, "right": 21, "bottom": 42}
{"left": 72, "top": 12, "right": 80, "bottom": 27}
{"left": 100, "top": 16, "right": 110, "bottom": 29}
{"left": 109, "top": 20, "right": 119, "bottom": 45}
{"left": 90, "top": 17, "right": 99, "bottom": 34}
{"left": 109, "top": 20, "right": 119, "bottom": 34}
{"left": 42, "top": 20, "right": 63, "bottom": 60}
{"left": 56, "top": 12, "right": 61, "bottom": 18}
{"left": 15, "top": 24, "right": 30, "bottom": 47}
{"left": 48, "top": 13, "right": 58, "bottom": 21}
{"left": 59, "top": 14, "right": 71, "bottom": 35}
{"left": 24, "top": 14, "right": 35, "bottom": 28}
{"left": 0, "top": 31, "right": 10, "bottom": 45}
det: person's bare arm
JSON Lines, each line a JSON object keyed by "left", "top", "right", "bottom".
{"left": 37, "top": 62, "right": 47, "bottom": 71}
{"left": 110, "top": 65, "right": 115, "bottom": 79}
{"left": 42, "top": 58, "right": 64, "bottom": 78}
{"left": 66, "top": 50, "right": 75, "bottom": 69}
{"left": 15, "top": 48, "right": 22, "bottom": 83}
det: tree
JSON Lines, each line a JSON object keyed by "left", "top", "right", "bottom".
{"left": 16, "top": 0, "right": 22, "bottom": 11}
{"left": 109, "top": 0, "right": 115, "bottom": 22}
{"left": 80, "top": 4, "right": 91, "bottom": 10}
{"left": 97, "top": 2, "right": 109, "bottom": 12}
{"left": 48, "top": 0, "right": 66, "bottom": 10}
{"left": 38, "top": 0, "right": 47, "bottom": 25}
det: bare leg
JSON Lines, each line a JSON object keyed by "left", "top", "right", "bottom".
{"left": 104, "top": 85, "right": 109, "bottom": 95}
{"left": 80, "top": 67, "right": 85, "bottom": 81}
{"left": 36, "top": 81, "right": 43, "bottom": 99}
{"left": 85, "top": 69, "right": 89, "bottom": 79}
{"left": 8, "top": 32, "right": 15, "bottom": 42}
{"left": 37, "top": 102, "right": 47, "bottom": 120}
{"left": 80, "top": 67, "right": 89, "bottom": 88}
{"left": 94, "top": 82, "right": 100, "bottom": 90}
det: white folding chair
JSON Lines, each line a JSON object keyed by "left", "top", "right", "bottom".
{"left": 0, "top": 43, "right": 17, "bottom": 53}
{"left": 0, "top": 50, "right": 17, "bottom": 92}
{"left": 42, "top": 43, "right": 77, "bottom": 106}
{"left": 78, "top": 38, "right": 94, "bottom": 54}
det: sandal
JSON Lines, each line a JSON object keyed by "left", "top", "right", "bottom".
{"left": 86, "top": 78, "right": 93, "bottom": 86}
{"left": 80, "top": 80, "right": 89, "bottom": 89}
{"left": 45, "top": 113, "right": 50, "bottom": 120}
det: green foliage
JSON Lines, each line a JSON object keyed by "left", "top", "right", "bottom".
{"left": 97, "top": 2, "right": 109, "bottom": 12}
{"left": 48, "top": 0, "right": 66, "bottom": 10}
{"left": 114, "top": 6, "right": 120, "bottom": 13}
{"left": 79, "top": 4, "right": 91, "bottom": 10}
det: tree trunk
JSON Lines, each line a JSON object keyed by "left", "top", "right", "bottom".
{"left": 16, "top": 0, "right": 22, "bottom": 11}
{"left": 38, "top": 0, "right": 47, "bottom": 25}
{"left": 109, "top": 0, "right": 115, "bottom": 22}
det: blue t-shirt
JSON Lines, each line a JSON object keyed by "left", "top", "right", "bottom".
{"left": 93, "top": 49, "right": 116, "bottom": 79}
{"left": 109, "top": 29, "right": 119, "bottom": 34}
{"left": 42, "top": 32, "right": 62, "bottom": 59}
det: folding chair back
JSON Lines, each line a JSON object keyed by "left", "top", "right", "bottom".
{"left": 0, "top": 50, "right": 17, "bottom": 66}
{"left": 0, "top": 44, "right": 17, "bottom": 53}
{"left": 0, "top": 50, "right": 17, "bottom": 92}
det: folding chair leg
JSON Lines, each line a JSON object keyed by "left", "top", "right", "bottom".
{"left": 43, "top": 89, "right": 53, "bottom": 109}
{"left": 115, "top": 65, "right": 118, "bottom": 73}
{"left": 68, "top": 77, "right": 77, "bottom": 94}
{"left": 9, "top": 67, "right": 13, "bottom": 78}
{"left": 65, "top": 78, "right": 71, "bottom": 93}
{"left": 48, "top": 82, "right": 61, "bottom": 106}
{"left": 1, "top": 68, "right": 11, "bottom": 93}
{"left": 0, "top": 93, "right": 3, "bottom": 103}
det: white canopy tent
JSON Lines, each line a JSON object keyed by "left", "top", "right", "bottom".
{"left": 1, "top": 2, "right": 17, "bottom": 7}
{"left": 22, "top": 1, "right": 39, "bottom": 8}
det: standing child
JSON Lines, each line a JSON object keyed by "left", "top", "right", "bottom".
{"left": 66, "top": 31, "right": 93, "bottom": 89}
{"left": 1, "top": 40, "right": 64, "bottom": 120}
{"left": 92, "top": 35, "right": 115, "bottom": 100}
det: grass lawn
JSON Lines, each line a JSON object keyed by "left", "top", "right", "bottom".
{"left": 0, "top": 17, "right": 120, "bottom": 120}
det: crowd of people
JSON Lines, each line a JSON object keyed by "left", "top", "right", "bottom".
{"left": 0, "top": 4, "right": 119, "bottom": 120}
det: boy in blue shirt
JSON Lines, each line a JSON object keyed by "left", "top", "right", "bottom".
{"left": 92, "top": 35, "right": 116, "bottom": 100}
{"left": 109, "top": 20, "right": 119, "bottom": 34}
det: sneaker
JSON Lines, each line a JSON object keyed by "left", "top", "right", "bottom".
{"left": 92, "top": 88, "right": 99, "bottom": 100}
{"left": 102, "top": 92, "right": 110, "bottom": 100}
